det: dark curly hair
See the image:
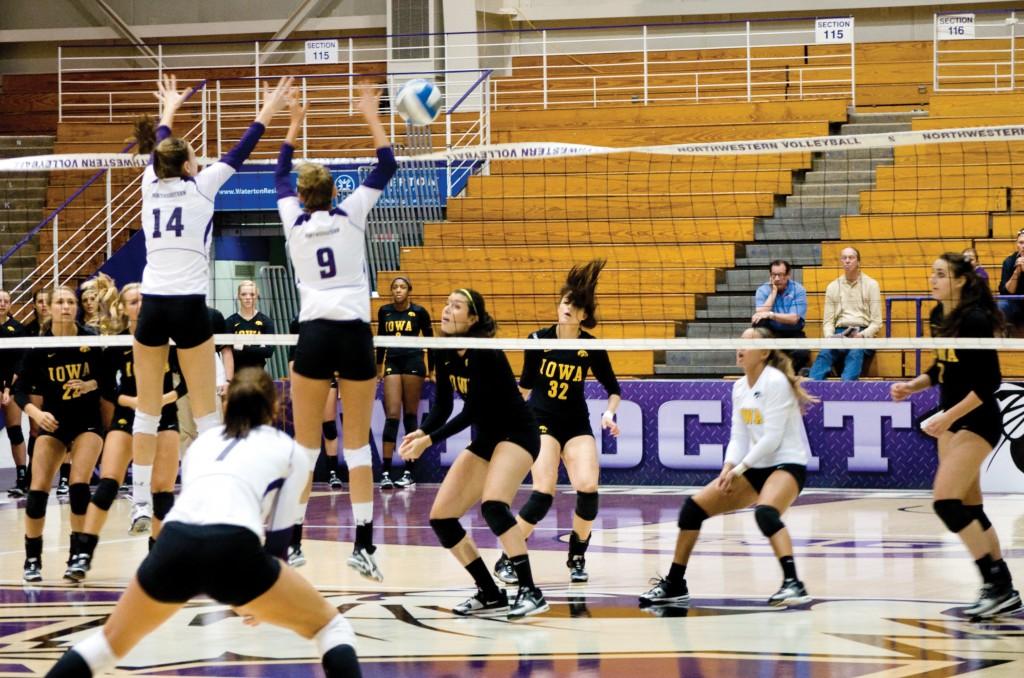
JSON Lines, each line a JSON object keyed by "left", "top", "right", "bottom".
{"left": 560, "top": 259, "right": 606, "bottom": 329}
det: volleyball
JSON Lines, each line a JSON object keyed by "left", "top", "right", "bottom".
{"left": 394, "top": 78, "right": 442, "bottom": 125}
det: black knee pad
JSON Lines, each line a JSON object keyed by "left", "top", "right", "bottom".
{"left": 382, "top": 418, "right": 400, "bottom": 444}
{"left": 91, "top": 477, "right": 121, "bottom": 511}
{"left": 322, "top": 644, "right": 359, "bottom": 677}
{"left": 153, "top": 492, "right": 175, "bottom": 520}
{"left": 575, "top": 491, "right": 599, "bottom": 521}
{"left": 69, "top": 483, "right": 90, "bottom": 516}
{"left": 481, "top": 500, "right": 517, "bottom": 537}
{"left": 6, "top": 425, "right": 24, "bottom": 446}
{"left": 429, "top": 517, "right": 466, "bottom": 549}
{"left": 25, "top": 490, "right": 48, "bottom": 519}
{"left": 518, "top": 491, "right": 553, "bottom": 525}
{"left": 966, "top": 504, "right": 993, "bottom": 531}
{"left": 321, "top": 420, "right": 338, "bottom": 442}
{"left": 403, "top": 414, "right": 419, "bottom": 435}
{"left": 677, "top": 496, "right": 709, "bottom": 530}
{"left": 934, "top": 499, "right": 973, "bottom": 533}
{"left": 754, "top": 505, "right": 785, "bottom": 538}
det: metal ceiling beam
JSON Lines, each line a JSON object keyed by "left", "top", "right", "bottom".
{"left": 259, "top": 0, "right": 324, "bottom": 64}
{"left": 89, "top": 0, "right": 160, "bottom": 66}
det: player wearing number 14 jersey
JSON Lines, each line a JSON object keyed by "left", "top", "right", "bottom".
{"left": 275, "top": 84, "right": 397, "bottom": 580}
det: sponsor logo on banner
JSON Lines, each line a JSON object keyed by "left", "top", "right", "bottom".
{"left": 335, "top": 174, "right": 356, "bottom": 193}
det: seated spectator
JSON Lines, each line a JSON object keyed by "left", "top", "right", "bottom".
{"left": 751, "top": 259, "right": 810, "bottom": 373}
{"left": 963, "top": 247, "right": 988, "bottom": 283}
{"left": 998, "top": 231, "right": 1024, "bottom": 327}
{"left": 808, "top": 247, "right": 882, "bottom": 381}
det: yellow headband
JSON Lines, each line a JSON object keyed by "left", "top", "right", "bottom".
{"left": 457, "top": 288, "right": 478, "bottom": 315}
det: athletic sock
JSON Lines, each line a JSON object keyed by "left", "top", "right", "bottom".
{"left": 465, "top": 557, "right": 502, "bottom": 598}
{"left": 291, "top": 522, "right": 304, "bottom": 548}
{"left": 667, "top": 562, "right": 687, "bottom": 586}
{"left": 25, "top": 535, "right": 42, "bottom": 560}
{"left": 975, "top": 554, "right": 996, "bottom": 584}
{"left": 779, "top": 555, "right": 798, "bottom": 580}
{"left": 355, "top": 522, "right": 375, "bottom": 552}
{"left": 59, "top": 462, "right": 70, "bottom": 483}
{"left": 77, "top": 533, "right": 100, "bottom": 557}
{"left": 568, "top": 531, "right": 590, "bottom": 557}
{"left": 510, "top": 554, "right": 536, "bottom": 589}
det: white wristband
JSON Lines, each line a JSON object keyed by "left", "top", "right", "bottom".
{"left": 602, "top": 410, "right": 615, "bottom": 419}
{"left": 730, "top": 462, "right": 749, "bottom": 477}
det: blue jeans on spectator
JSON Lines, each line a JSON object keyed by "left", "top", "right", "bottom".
{"left": 809, "top": 329, "right": 874, "bottom": 381}
{"left": 998, "top": 298, "right": 1024, "bottom": 328}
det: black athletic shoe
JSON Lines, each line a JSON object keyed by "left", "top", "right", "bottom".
{"left": 493, "top": 553, "right": 518, "bottom": 584}
{"left": 568, "top": 555, "right": 589, "bottom": 583}
{"left": 63, "top": 553, "right": 91, "bottom": 583}
{"left": 452, "top": 588, "right": 508, "bottom": 616}
{"left": 394, "top": 470, "right": 415, "bottom": 488}
{"left": 508, "top": 586, "right": 549, "bottom": 619}
{"left": 328, "top": 470, "right": 343, "bottom": 490}
{"left": 286, "top": 546, "right": 306, "bottom": 568}
{"left": 639, "top": 576, "right": 690, "bottom": 606}
{"left": 379, "top": 476, "right": 395, "bottom": 490}
{"left": 7, "top": 485, "right": 25, "bottom": 498}
{"left": 963, "top": 584, "right": 993, "bottom": 616}
{"left": 56, "top": 478, "right": 69, "bottom": 497}
{"left": 971, "top": 585, "right": 1022, "bottom": 619}
{"left": 768, "top": 578, "right": 811, "bottom": 606}
{"left": 23, "top": 557, "right": 42, "bottom": 583}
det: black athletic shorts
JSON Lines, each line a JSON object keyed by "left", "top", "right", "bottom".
{"left": 467, "top": 426, "right": 541, "bottom": 462}
{"left": 292, "top": 319, "right": 375, "bottom": 381}
{"left": 536, "top": 412, "right": 593, "bottom": 450}
{"left": 137, "top": 522, "right": 281, "bottom": 607}
{"left": 950, "top": 405, "right": 1003, "bottom": 448}
{"left": 135, "top": 295, "right": 211, "bottom": 350}
{"left": 108, "top": 403, "right": 179, "bottom": 434}
{"left": 383, "top": 351, "right": 427, "bottom": 377}
{"left": 38, "top": 410, "right": 103, "bottom": 448}
{"left": 742, "top": 463, "right": 807, "bottom": 494}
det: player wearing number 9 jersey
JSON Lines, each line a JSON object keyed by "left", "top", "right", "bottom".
{"left": 130, "top": 75, "right": 292, "bottom": 517}
{"left": 274, "top": 84, "right": 397, "bottom": 580}
{"left": 46, "top": 369, "right": 363, "bottom": 678}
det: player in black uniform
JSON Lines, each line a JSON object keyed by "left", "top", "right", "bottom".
{"left": 892, "top": 253, "right": 1021, "bottom": 619}
{"left": 64, "top": 282, "right": 187, "bottom": 582}
{"left": 23, "top": 288, "right": 50, "bottom": 337}
{"left": 0, "top": 289, "right": 29, "bottom": 497}
{"left": 399, "top": 288, "right": 547, "bottom": 619}
{"left": 14, "top": 286, "right": 105, "bottom": 582}
{"left": 376, "top": 276, "right": 432, "bottom": 488}
{"left": 227, "top": 280, "right": 276, "bottom": 372}
{"left": 494, "top": 260, "right": 621, "bottom": 585}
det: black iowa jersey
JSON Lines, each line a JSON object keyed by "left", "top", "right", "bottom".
{"left": 102, "top": 331, "right": 186, "bottom": 403}
{"left": 421, "top": 348, "right": 535, "bottom": 444}
{"left": 13, "top": 324, "right": 104, "bottom": 414}
{"left": 519, "top": 325, "right": 620, "bottom": 422}
{"left": 0, "top": 315, "right": 27, "bottom": 389}
{"left": 376, "top": 302, "right": 433, "bottom": 367}
{"left": 926, "top": 307, "right": 1002, "bottom": 415}
{"left": 226, "top": 311, "right": 276, "bottom": 370}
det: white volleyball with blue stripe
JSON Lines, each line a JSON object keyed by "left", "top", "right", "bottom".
{"left": 395, "top": 79, "right": 442, "bottom": 125}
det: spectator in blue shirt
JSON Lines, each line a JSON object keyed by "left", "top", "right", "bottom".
{"left": 751, "top": 259, "right": 810, "bottom": 373}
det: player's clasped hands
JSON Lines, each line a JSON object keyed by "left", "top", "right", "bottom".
{"left": 398, "top": 429, "right": 431, "bottom": 461}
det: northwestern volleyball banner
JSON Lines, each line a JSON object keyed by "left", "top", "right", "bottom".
{"left": 361, "top": 380, "right": 1024, "bottom": 492}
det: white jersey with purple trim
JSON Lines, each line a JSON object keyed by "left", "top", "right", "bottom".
{"left": 724, "top": 365, "right": 810, "bottom": 469}
{"left": 164, "top": 424, "right": 309, "bottom": 540}
{"left": 278, "top": 186, "right": 383, "bottom": 323}
{"left": 140, "top": 162, "right": 235, "bottom": 296}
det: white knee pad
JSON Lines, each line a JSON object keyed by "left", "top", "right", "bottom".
{"left": 195, "top": 412, "right": 221, "bottom": 436}
{"left": 313, "top": 614, "right": 356, "bottom": 656}
{"left": 343, "top": 445, "right": 372, "bottom": 470}
{"left": 75, "top": 629, "right": 120, "bottom": 674}
{"left": 298, "top": 445, "right": 320, "bottom": 466}
{"left": 132, "top": 411, "right": 160, "bottom": 436}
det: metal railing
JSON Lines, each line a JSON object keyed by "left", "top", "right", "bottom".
{"left": 933, "top": 8, "right": 1022, "bottom": 92}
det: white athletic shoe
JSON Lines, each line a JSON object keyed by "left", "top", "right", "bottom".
{"left": 130, "top": 502, "right": 153, "bottom": 534}
{"left": 347, "top": 546, "right": 384, "bottom": 582}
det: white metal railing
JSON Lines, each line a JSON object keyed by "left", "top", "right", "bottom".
{"left": 933, "top": 9, "right": 1022, "bottom": 92}
{"left": 57, "top": 17, "right": 855, "bottom": 122}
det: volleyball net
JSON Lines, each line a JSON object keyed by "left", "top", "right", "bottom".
{"left": 3, "top": 122, "right": 1024, "bottom": 381}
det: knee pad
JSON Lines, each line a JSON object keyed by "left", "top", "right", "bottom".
{"left": 403, "top": 414, "right": 419, "bottom": 435}
{"left": 91, "top": 478, "right": 121, "bottom": 511}
{"left": 6, "top": 425, "right": 24, "bottom": 446}
{"left": 967, "top": 504, "right": 993, "bottom": 531}
{"left": 321, "top": 644, "right": 359, "bottom": 676}
{"left": 382, "top": 418, "right": 400, "bottom": 444}
{"left": 677, "top": 496, "right": 709, "bottom": 530}
{"left": 934, "top": 499, "right": 973, "bottom": 533}
{"left": 518, "top": 491, "right": 554, "bottom": 525}
{"left": 429, "top": 517, "right": 466, "bottom": 549}
{"left": 343, "top": 444, "right": 372, "bottom": 470}
{"left": 69, "top": 483, "right": 91, "bottom": 516}
{"left": 480, "top": 500, "right": 517, "bottom": 537}
{"left": 754, "top": 505, "right": 785, "bottom": 538}
{"left": 321, "top": 420, "right": 338, "bottom": 442}
{"left": 132, "top": 411, "right": 160, "bottom": 436}
{"left": 153, "top": 491, "right": 175, "bottom": 520}
{"left": 314, "top": 613, "right": 356, "bottom": 657}
{"left": 575, "top": 491, "right": 599, "bottom": 522}
{"left": 25, "top": 490, "right": 48, "bottom": 519}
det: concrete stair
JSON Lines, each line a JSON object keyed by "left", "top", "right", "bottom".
{"left": 659, "top": 110, "right": 925, "bottom": 377}
{"left": 0, "top": 136, "right": 54, "bottom": 289}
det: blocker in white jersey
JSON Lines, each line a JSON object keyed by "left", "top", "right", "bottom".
{"left": 639, "top": 327, "right": 817, "bottom": 610}
{"left": 47, "top": 368, "right": 363, "bottom": 678}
